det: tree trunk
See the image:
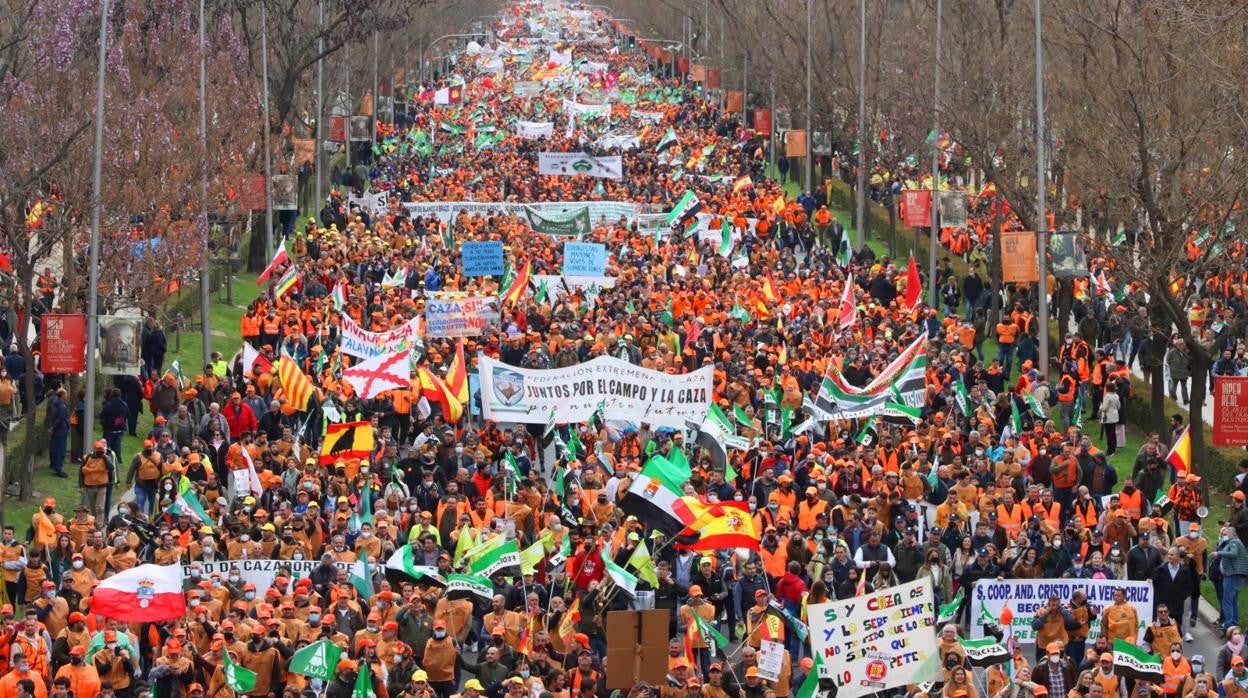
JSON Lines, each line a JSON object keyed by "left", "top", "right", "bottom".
{"left": 885, "top": 189, "right": 897, "bottom": 258}
{"left": 15, "top": 271, "right": 37, "bottom": 502}
{"left": 1149, "top": 351, "right": 1167, "bottom": 436}
{"left": 988, "top": 197, "right": 1004, "bottom": 326}
{"left": 1189, "top": 350, "right": 1211, "bottom": 473}
{"left": 248, "top": 216, "right": 268, "bottom": 273}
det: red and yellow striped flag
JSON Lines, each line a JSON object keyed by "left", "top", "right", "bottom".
{"left": 502, "top": 258, "right": 531, "bottom": 307}
{"left": 277, "top": 356, "right": 315, "bottom": 411}
{"left": 446, "top": 338, "right": 469, "bottom": 404}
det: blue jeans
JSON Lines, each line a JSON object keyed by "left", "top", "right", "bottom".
{"left": 998, "top": 344, "right": 1016, "bottom": 377}
{"left": 134, "top": 483, "right": 156, "bottom": 516}
{"left": 48, "top": 431, "right": 67, "bottom": 474}
{"left": 1223, "top": 573, "right": 1246, "bottom": 628}
{"left": 104, "top": 431, "right": 124, "bottom": 464}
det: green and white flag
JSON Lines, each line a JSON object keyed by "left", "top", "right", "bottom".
{"left": 838, "top": 235, "right": 853, "bottom": 268}
{"left": 1025, "top": 393, "right": 1047, "bottom": 419}
{"left": 1009, "top": 398, "right": 1023, "bottom": 437}
{"left": 656, "top": 128, "right": 678, "bottom": 152}
{"left": 169, "top": 359, "right": 186, "bottom": 388}
{"left": 352, "top": 663, "right": 374, "bottom": 698}
{"left": 469, "top": 539, "right": 522, "bottom": 578}
{"left": 1072, "top": 391, "right": 1084, "bottom": 429}
{"left": 855, "top": 415, "right": 879, "bottom": 447}
{"left": 693, "top": 612, "right": 729, "bottom": 657}
{"left": 953, "top": 379, "right": 971, "bottom": 416}
{"left": 503, "top": 451, "right": 523, "bottom": 484}
{"left": 289, "top": 639, "right": 343, "bottom": 680}
{"left": 164, "top": 491, "right": 209, "bottom": 523}
{"left": 462, "top": 533, "right": 507, "bottom": 566}
{"left": 600, "top": 545, "right": 638, "bottom": 596}
{"left": 719, "top": 219, "right": 734, "bottom": 257}
{"left": 959, "top": 637, "right": 1010, "bottom": 667}
{"left": 349, "top": 549, "right": 374, "bottom": 599}
{"left": 810, "top": 333, "right": 927, "bottom": 420}
{"left": 937, "top": 588, "right": 964, "bottom": 624}
{"left": 223, "top": 651, "right": 258, "bottom": 693}
{"left": 444, "top": 573, "right": 495, "bottom": 601}
{"left": 665, "top": 190, "right": 703, "bottom": 233}
{"left": 884, "top": 401, "right": 922, "bottom": 424}
{"left": 385, "top": 546, "right": 446, "bottom": 587}
{"left": 795, "top": 650, "right": 824, "bottom": 698}
{"left": 519, "top": 533, "right": 551, "bottom": 575}
{"left": 1112, "top": 639, "right": 1163, "bottom": 684}
{"left": 729, "top": 302, "right": 752, "bottom": 323}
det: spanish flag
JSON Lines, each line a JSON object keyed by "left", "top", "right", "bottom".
{"left": 674, "top": 502, "right": 760, "bottom": 551}
{"left": 446, "top": 338, "right": 469, "bottom": 404}
{"left": 418, "top": 367, "right": 464, "bottom": 422}
{"left": 277, "top": 356, "right": 315, "bottom": 411}
{"left": 501, "top": 258, "right": 531, "bottom": 307}
{"left": 1166, "top": 425, "right": 1191, "bottom": 473}
{"left": 732, "top": 174, "right": 753, "bottom": 194}
{"left": 761, "top": 273, "right": 777, "bottom": 302}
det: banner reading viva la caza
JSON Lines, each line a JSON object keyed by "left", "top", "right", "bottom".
{"left": 477, "top": 354, "right": 711, "bottom": 429}
{"left": 808, "top": 578, "right": 940, "bottom": 698}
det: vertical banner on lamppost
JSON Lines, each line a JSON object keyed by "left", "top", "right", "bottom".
{"left": 901, "top": 190, "right": 932, "bottom": 228}
{"left": 1001, "top": 231, "right": 1040, "bottom": 283}
{"left": 41, "top": 314, "right": 86, "bottom": 374}
{"left": 1214, "top": 376, "right": 1248, "bottom": 446}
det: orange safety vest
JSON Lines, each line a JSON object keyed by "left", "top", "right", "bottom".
{"left": 1118, "top": 490, "right": 1142, "bottom": 521}
{"left": 759, "top": 546, "right": 788, "bottom": 579}
{"left": 996, "top": 504, "right": 1024, "bottom": 538}
{"left": 797, "top": 499, "right": 828, "bottom": 532}
{"left": 1058, "top": 376, "right": 1078, "bottom": 402}
{"left": 1072, "top": 499, "right": 1099, "bottom": 528}
{"left": 1162, "top": 657, "right": 1190, "bottom": 694}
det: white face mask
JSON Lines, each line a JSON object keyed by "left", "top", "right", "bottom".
{"left": 1189, "top": 532, "right": 1199, "bottom": 539}
{"left": 1049, "top": 654, "right": 1060, "bottom": 664}
{"left": 1171, "top": 652, "right": 1182, "bottom": 661}
{"left": 73, "top": 560, "right": 84, "bottom": 569}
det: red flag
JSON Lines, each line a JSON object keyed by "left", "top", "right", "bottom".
{"left": 904, "top": 255, "right": 922, "bottom": 309}
{"left": 838, "top": 275, "right": 857, "bottom": 330}
{"left": 257, "top": 246, "right": 290, "bottom": 286}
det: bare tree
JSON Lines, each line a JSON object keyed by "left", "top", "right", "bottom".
{"left": 1052, "top": 1, "right": 1248, "bottom": 468}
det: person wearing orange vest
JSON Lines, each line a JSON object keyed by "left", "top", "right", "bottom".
{"left": 52, "top": 646, "right": 100, "bottom": 698}
{"left": 796, "top": 489, "right": 828, "bottom": 533}
{"left": 0, "top": 654, "right": 48, "bottom": 698}
{"left": 996, "top": 316, "right": 1020, "bottom": 377}
{"left": 996, "top": 491, "right": 1025, "bottom": 539}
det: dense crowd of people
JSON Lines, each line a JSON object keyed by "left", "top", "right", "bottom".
{"left": 2, "top": 3, "right": 1247, "bottom": 698}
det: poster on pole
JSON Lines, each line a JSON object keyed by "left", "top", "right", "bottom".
{"left": 349, "top": 116, "right": 371, "bottom": 142}
{"left": 562, "top": 242, "right": 607, "bottom": 276}
{"left": 425, "top": 296, "right": 501, "bottom": 338}
{"left": 1214, "top": 375, "right": 1248, "bottom": 446}
{"left": 937, "top": 191, "right": 968, "bottom": 229}
{"left": 461, "top": 241, "right": 505, "bottom": 277}
{"left": 40, "top": 314, "right": 86, "bottom": 374}
{"left": 98, "top": 316, "right": 144, "bottom": 376}
{"left": 271, "top": 175, "right": 298, "bottom": 211}
{"left": 969, "top": 579, "right": 1152, "bottom": 643}
{"left": 476, "top": 354, "right": 712, "bottom": 429}
{"left": 1001, "top": 231, "right": 1040, "bottom": 283}
{"left": 538, "top": 152, "right": 623, "bottom": 179}
{"left": 1049, "top": 231, "right": 1090, "bottom": 278}
{"left": 901, "top": 189, "right": 933, "bottom": 228}
{"left": 807, "top": 578, "right": 940, "bottom": 698}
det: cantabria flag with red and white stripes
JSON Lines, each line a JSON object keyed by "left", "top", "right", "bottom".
{"left": 90, "top": 564, "right": 186, "bottom": 622}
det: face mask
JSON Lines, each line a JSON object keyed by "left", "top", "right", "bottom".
{"left": 814, "top": 534, "right": 824, "bottom": 541}
{"left": 190, "top": 599, "right": 200, "bottom": 607}
{"left": 293, "top": 553, "right": 304, "bottom": 560}
{"left": 73, "top": 560, "right": 84, "bottom": 569}
{"left": 1222, "top": 536, "right": 1231, "bottom": 543}
{"left": 230, "top": 575, "right": 241, "bottom": 583}
{"left": 1171, "top": 652, "right": 1181, "bottom": 661}
{"left": 1123, "top": 485, "right": 1135, "bottom": 493}
{"left": 1072, "top": 563, "right": 1083, "bottom": 571}
{"left": 456, "top": 447, "right": 464, "bottom": 454}
{"left": 1050, "top": 654, "right": 1060, "bottom": 664}
{"left": 409, "top": 505, "right": 419, "bottom": 512}
{"left": 239, "top": 535, "right": 250, "bottom": 543}
{"left": 748, "top": 503, "right": 757, "bottom": 512}
{"left": 1194, "top": 664, "right": 1204, "bottom": 673}
{"left": 520, "top": 670, "right": 531, "bottom": 679}
{"left": 975, "top": 449, "right": 984, "bottom": 456}
{"left": 309, "top": 614, "right": 320, "bottom": 624}
{"left": 368, "top": 625, "right": 378, "bottom": 633}
{"left": 434, "top": 631, "right": 447, "bottom": 639}
{"left": 16, "top": 663, "right": 28, "bottom": 673}
{"left": 245, "top": 592, "right": 256, "bottom": 601}
{"left": 1189, "top": 532, "right": 1199, "bottom": 539}
{"left": 1052, "top": 540, "right": 1061, "bottom": 548}
{"left": 360, "top": 532, "right": 372, "bottom": 539}
{"left": 45, "top": 590, "right": 56, "bottom": 599}
{"left": 768, "top": 503, "right": 779, "bottom": 511}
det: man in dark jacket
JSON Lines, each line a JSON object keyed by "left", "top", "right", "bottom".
{"left": 1126, "top": 532, "right": 1163, "bottom": 580}
{"left": 1152, "top": 547, "right": 1198, "bottom": 639}
{"left": 98, "top": 388, "right": 131, "bottom": 462}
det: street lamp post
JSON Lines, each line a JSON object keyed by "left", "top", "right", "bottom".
{"left": 927, "top": 0, "right": 942, "bottom": 309}
{"left": 1035, "top": 0, "right": 1049, "bottom": 371}
{"left": 804, "top": 0, "right": 812, "bottom": 193}
{"left": 83, "top": 0, "right": 110, "bottom": 489}
{"left": 855, "top": 0, "right": 867, "bottom": 249}
{"left": 260, "top": 0, "right": 274, "bottom": 257}
{"left": 315, "top": 0, "right": 323, "bottom": 213}
{"left": 198, "top": 0, "right": 211, "bottom": 367}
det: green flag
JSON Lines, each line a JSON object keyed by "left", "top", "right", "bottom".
{"left": 693, "top": 612, "right": 729, "bottom": 657}
{"left": 349, "top": 549, "right": 373, "bottom": 599}
{"left": 469, "top": 539, "right": 522, "bottom": 578}
{"left": 503, "top": 451, "right": 523, "bottom": 484}
{"left": 780, "top": 405, "right": 794, "bottom": 439}
{"left": 729, "top": 302, "right": 752, "bottom": 323}
{"left": 733, "top": 404, "right": 753, "bottom": 427}
{"left": 452, "top": 525, "right": 476, "bottom": 567}
{"left": 223, "top": 651, "right": 257, "bottom": 693}
{"left": 659, "top": 298, "right": 675, "bottom": 326}
{"left": 953, "top": 379, "right": 971, "bottom": 415}
{"left": 855, "top": 415, "right": 879, "bottom": 447}
{"left": 520, "top": 534, "right": 551, "bottom": 575}
{"left": 885, "top": 401, "right": 922, "bottom": 424}
{"left": 1025, "top": 393, "right": 1047, "bottom": 419}
{"left": 719, "top": 219, "right": 734, "bottom": 256}
{"left": 795, "top": 649, "right": 824, "bottom": 698}
{"left": 289, "top": 639, "right": 342, "bottom": 680}
{"left": 1010, "top": 398, "right": 1023, "bottom": 436}
{"left": 566, "top": 429, "right": 583, "bottom": 461}
{"left": 353, "top": 663, "right": 374, "bottom": 698}
{"left": 1072, "top": 390, "right": 1084, "bottom": 429}
{"left": 937, "top": 588, "right": 964, "bottom": 624}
